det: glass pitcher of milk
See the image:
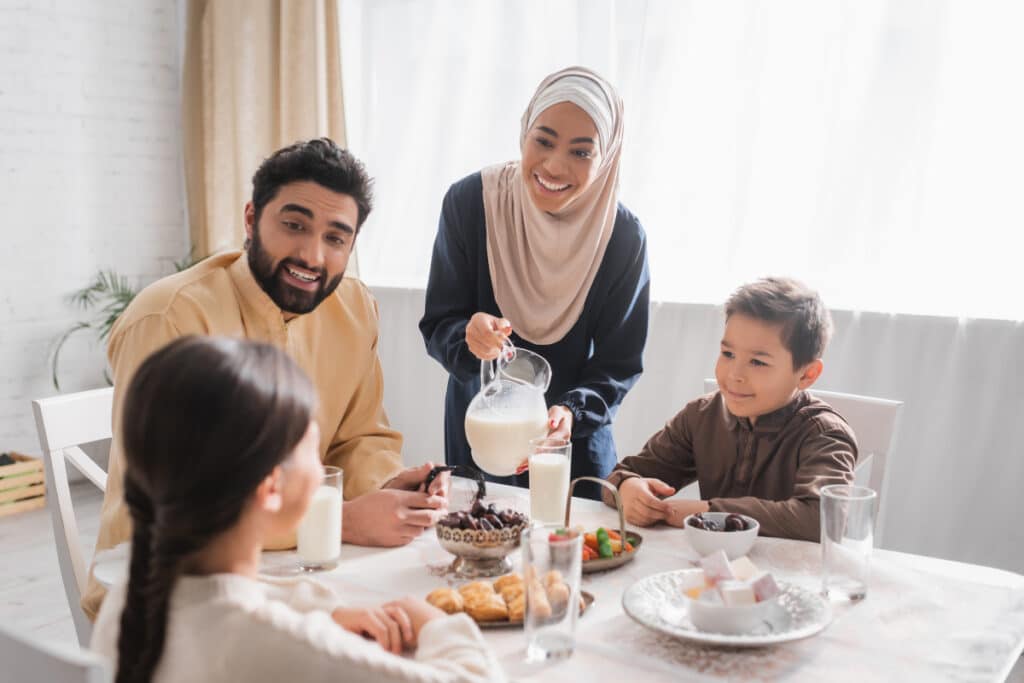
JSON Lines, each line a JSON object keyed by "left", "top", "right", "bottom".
{"left": 464, "top": 342, "right": 551, "bottom": 476}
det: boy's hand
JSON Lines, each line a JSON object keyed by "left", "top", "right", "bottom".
{"left": 662, "top": 499, "right": 711, "bottom": 528}
{"left": 619, "top": 477, "right": 674, "bottom": 526}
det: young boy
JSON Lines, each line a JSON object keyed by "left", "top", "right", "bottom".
{"left": 606, "top": 277, "right": 857, "bottom": 542}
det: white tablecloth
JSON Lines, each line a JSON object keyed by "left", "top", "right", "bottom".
{"left": 259, "top": 482, "right": 1024, "bottom": 682}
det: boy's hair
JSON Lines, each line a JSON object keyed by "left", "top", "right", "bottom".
{"left": 725, "top": 277, "right": 833, "bottom": 368}
{"left": 251, "top": 137, "right": 374, "bottom": 229}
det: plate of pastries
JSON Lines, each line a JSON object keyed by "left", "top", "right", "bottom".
{"left": 425, "top": 571, "right": 594, "bottom": 628}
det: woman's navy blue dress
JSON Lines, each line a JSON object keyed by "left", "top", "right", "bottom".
{"left": 419, "top": 172, "right": 650, "bottom": 500}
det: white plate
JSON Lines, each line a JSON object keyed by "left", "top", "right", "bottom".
{"left": 92, "top": 542, "right": 130, "bottom": 588}
{"left": 622, "top": 570, "right": 832, "bottom": 647}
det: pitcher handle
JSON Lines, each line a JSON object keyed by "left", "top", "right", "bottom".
{"left": 480, "top": 339, "right": 516, "bottom": 392}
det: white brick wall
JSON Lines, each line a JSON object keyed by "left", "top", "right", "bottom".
{"left": 0, "top": 1, "right": 187, "bottom": 455}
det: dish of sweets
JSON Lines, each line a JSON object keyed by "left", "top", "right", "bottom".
{"left": 426, "top": 571, "right": 594, "bottom": 629}
{"left": 622, "top": 550, "right": 832, "bottom": 646}
{"left": 578, "top": 527, "right": 642, "bottom": 572}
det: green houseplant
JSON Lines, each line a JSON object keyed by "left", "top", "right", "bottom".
{"left": 50, "top": 253, "right": 199, "bottom": 390}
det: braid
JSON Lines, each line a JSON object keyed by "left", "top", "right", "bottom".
{"left": 130, "top": 538, "right": 183, "bottom": 683}
{"left": 115, "top": 478, "right": 155, "bottom": 683}
{"left": 115, "top": 479, "right": 189, "bottom": 683}
{"left": 116, "top": 479, "right": 242, "bottom": 682}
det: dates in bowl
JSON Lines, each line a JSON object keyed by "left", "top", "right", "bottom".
{"left": 687, "top": 512, "right": 752, "bottom": 532}
{"left": 683, "top": 511, "right": 760, "bottom": 560}
{"left": 438, "top": 500, "right": 528, "bottom": 532}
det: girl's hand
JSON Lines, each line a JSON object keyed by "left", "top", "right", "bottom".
{"left": 383, "top": 596, "right": 447, "bottom": 644}
{"left": 332, "top": 605, "right": 414, "bottom": 654}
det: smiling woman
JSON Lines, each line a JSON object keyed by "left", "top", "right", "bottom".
{"left": 419, "top": 67, "right": 651, "bottom": 501}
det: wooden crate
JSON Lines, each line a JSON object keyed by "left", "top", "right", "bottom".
{"left": 0, "top": 452, "right": 46, "bottom": 517}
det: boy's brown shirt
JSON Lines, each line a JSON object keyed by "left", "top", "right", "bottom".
{"left": 607, "top": 391, "right": 857, "bottom": 542}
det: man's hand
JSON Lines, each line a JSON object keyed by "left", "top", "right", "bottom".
{"left": 332, "top": 605, "right": 415, "bottom": 654}
{"left": 619, "top": 477, "right": 675, "bottom": 527}
{"left": 384, "top": 462, "right": 451, "bottom": 499}
{"left": 547, "top": 405, "right": 573, "bottom": 441}
{"left": 662, "top": 498, "right": 710, "bottom": 528}
{"left": 342, "top": 487, "right": 447, "bottom": 547}
{"left": 465, "top": 312, "right": 511, "bottom": 360}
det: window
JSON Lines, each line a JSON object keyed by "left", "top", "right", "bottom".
{"left": 341, "top": 0, "right": 1022, "bottom": 321}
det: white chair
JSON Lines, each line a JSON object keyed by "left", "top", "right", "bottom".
{"left": 0, "top": 622, "right": 110, "bottom": 683}
{"left": 32, "top": 387, "right": 114, "bottom": 647}
{"left": 701, "top": 379, "right": 903, "bottom": 545}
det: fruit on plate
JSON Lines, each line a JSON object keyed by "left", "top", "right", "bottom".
{"left": 581, "top": 527, "right": 635, "bottom": 561}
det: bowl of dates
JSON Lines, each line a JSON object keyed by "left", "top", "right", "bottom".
{"left": 436, "top": 499, "right": 529, "bottom": 578}
{"left": 683, "top": 512, "right": 759, "bottom": 560}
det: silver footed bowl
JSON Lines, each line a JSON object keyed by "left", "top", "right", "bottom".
{"left": 435, "top": 522, "right": 529, "bottom": 578}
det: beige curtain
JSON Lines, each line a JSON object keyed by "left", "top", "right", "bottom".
{"left": 183, "top": 0, "right": 355, "bottom": 273}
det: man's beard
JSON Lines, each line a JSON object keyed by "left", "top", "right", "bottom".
{"left": 247, "top": 228, "right": 344, "bottom": 315}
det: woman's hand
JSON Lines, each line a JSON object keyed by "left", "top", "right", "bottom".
{"left": 514, "top": 406, "right": 574, "bottom": 475}
{"left": 332, "top": 605, "right": 416, "bottom": 654}
{"left": 547, "top": 405, "right": 573, "bottom": 440}
{"left": 465, "top": 313, "right": 511, "bottom": 360}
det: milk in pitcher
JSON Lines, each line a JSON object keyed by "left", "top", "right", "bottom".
{"left": 465, "top": 398, "right": 548, "bottom": 476}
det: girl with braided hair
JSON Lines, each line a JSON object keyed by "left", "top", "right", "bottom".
{"left": 90, "top": 336, "right": 501, "bottom": 683}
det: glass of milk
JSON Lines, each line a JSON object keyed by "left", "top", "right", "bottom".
{"left": 528, "top": 438, "right": 572, "bottom": 525}
{"left": 297, "top": 466, "right": 343, "bottom": 571}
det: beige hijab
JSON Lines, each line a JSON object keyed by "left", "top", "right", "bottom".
{"left": 481, "top": 66, "right": 624, "bottom": 345}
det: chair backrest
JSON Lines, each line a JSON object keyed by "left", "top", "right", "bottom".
{"left": 0, "top": 622, "right": 110, "bottom": 683}
{"left": 32, "top": 387, "right": 114, "bottom": 646}
{"left": 703, "top": 379, "right": 903, "bottom": 544}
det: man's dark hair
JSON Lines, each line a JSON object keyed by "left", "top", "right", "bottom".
{"left": 725, "top": 277, "right": 833, "bottom": 368}
{"left": 251, "top": 137, "right": 374, "bottom": 229}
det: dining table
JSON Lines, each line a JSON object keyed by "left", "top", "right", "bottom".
{"left": 95, "top": 480, "right": 1024, "bottom": 681}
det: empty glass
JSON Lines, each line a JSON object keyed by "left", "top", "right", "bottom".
{"left": 522, "top": 525, "right": 583, "bottom": 661}
{"left": 297, "top": 467, "right": 343, "bottom": 571}
{"left": 820, "top": 484, "right": 877, "bottom": 601}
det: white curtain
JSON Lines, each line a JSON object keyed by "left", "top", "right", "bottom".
{"left": 341, "top": 0, "right": 1021, "bottom": 321}
{"left": 340, "top": 1, "right": 1024, "bottom": 572}
{"left": 183, "top": 0, "right": 348, "bottom": 261}
{"left": 372, "top": 286, "right": 1024, "bottom": 574}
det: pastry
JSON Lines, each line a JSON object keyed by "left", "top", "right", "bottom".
{"left": 458, "top": 581, "right": 495, "bottom": 599}
{"left": 493, "top": 572, "right": 523, "bottom": 592}
{"left": 545, "top": 580, "right": 570, "bottom": 611}
{"left": 507, "top": 593, "right": 526, "bottom": 622}
{"left": 425, "top": 587, "right": 464, "bottom": 615}
{"left": 500, "top": 583, "right": 524, "bottom": 605}
{"left": 526, "top": 579, "right": 552, "bottom": 620}
{"left": 542, "top": 570, "right": 564, "bottom": 588}
{"left": 464, "top": 592, "right": 509, "bottom": 622}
